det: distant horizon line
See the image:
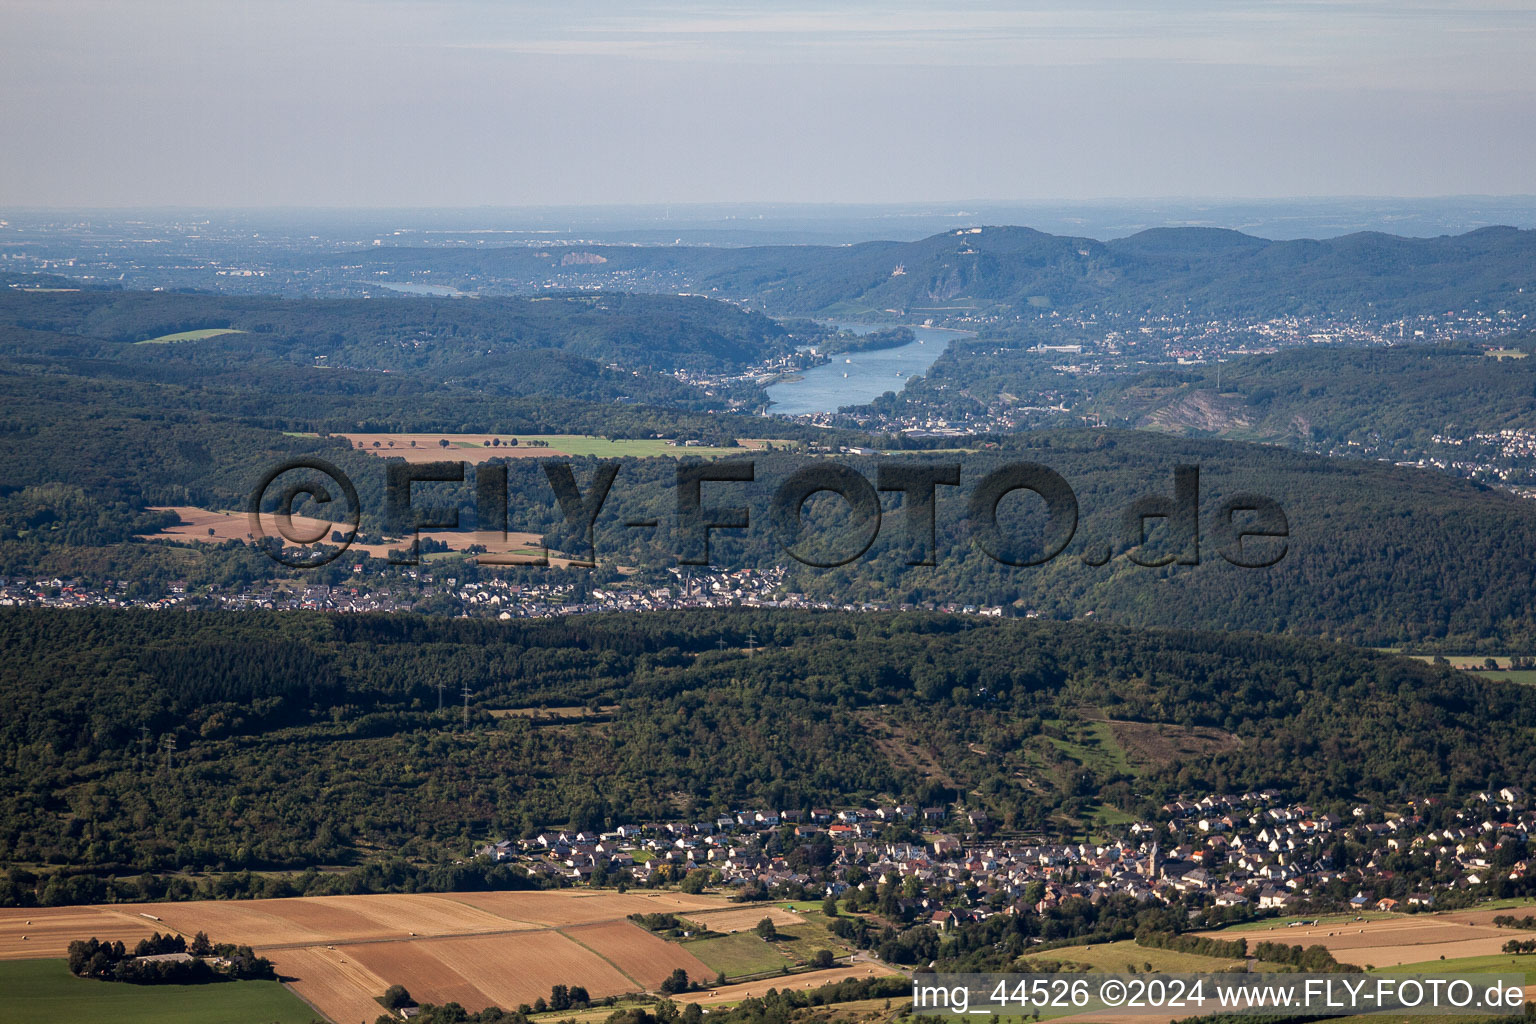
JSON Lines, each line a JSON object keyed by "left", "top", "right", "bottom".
{"left": 5, "top": 195, "right": 1536, "bottom": 214}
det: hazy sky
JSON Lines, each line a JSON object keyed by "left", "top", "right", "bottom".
{"left": 3, "top": 0, "right": 1534, "bottom": 207}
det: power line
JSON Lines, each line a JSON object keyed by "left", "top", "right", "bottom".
{"left": 462, "top": 682, "right": 472, "bottom": 727}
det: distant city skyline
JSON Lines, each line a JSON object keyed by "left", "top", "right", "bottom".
{"left": 3, "top": 0, "right": 1534, "bottom": 208}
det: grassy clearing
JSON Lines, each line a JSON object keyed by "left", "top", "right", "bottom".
{"left": 1088, "top": 802, "right": 1139, "bottom": 828}
{"left": 771, "top": 923, "right": 841, "bottom": 965}
{"left": 1482, "top": 669, "right": 1536, "bottom": 685}
{"left": 1378, "top": 952, "right": 1536, "bottom": 982}
{"left": 683, "top": 931, "right": 791, "bottom": 979}
{"left": 134, "top": 328, "right": 245, "bottom": 345}
{"left": 1042, "top": 720, "right": 1131, "bottom": 777}
{"left": 0, "top": 959, "right": 316, "bottom": 1024}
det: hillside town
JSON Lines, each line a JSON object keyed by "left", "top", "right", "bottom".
{"left": 0, "top": 568, "right": 1012, "bottom": 620}
{"left": 475, "top": 787, "right": 1534, "bottom": 927}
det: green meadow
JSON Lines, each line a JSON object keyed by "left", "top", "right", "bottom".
{"left": 134, "top": 328, "right": 246, "bottom": 344}
{"left": 0, "top": 960, "right": 317, "bottom": 1024}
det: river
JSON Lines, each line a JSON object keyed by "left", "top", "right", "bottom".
{"left": 764, "top": 321, "right": 970, "bottom": 416}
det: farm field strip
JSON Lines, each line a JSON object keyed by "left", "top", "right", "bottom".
{"left": 268, "top": 945, "right": 394, "bottom": 1024}
{"left": 562, "top": 920, "right": 713, "bottom": 990}
{"left": 441, "top": 890, "right": 730, "bottom": 927}
{"left": 338, "top": 432, "right": 777, "bottom": 463}
{"left": 332, "top": 930, "right": 640, "bottom": 1015}
{"left": 0, "top": 906, "right": 164, "bottom": 960}
{"left": 140, "top": 506, "right": 552, "bottom": 561}
{"left": 682, "top": 905, "right": 805, "bottom": 933}
{"left": 1198, "top": 910, "right": 1520, "bottom": 967}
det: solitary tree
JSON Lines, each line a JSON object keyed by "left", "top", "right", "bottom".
{"left": 380, "top": 984, "right": 413, "bottom": 1010}
{"left": 755, "top": 917, "right": 778, "bottom": 941}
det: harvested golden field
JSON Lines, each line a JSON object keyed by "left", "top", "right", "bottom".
{"left": 270, "top": 944, "right": 393, "bottom": 1024}
{"left": 141, "top": 506, "right": 556, "bottom": 564}
{"left": 0, "top": 906, "right": 162, "bottom": 960}
{"left": 339, "top": 931, "right": 637, "bottom": 1012}
{"left": 0, "top": 891, "right": 749, "bottom": 1024}
{"left": 444, "top": 889, "right": 728, "bottom": 927}
{"left": 1199, "top": 911, "right": 1514, "bottom": 966}
{"left": 683, "top": 905, "right": 806, "bottom": 934}
{"left": 565, "top": 920, "right": 712, "bottom": 989}
{"left": 140, "top": 892, "right": 536, "bottom": 948}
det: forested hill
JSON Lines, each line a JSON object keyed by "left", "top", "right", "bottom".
{"left": 531, "top": 432, "right": 1536, "bottom": 648}
{"left": 0, "top": 288, "right": 794, "bottom": 375}
{"left": 1, "top": 607, "right": 1531, "bottom": 901}
{"left": 1089, "top": 339, "right": 1536, "bottom": 445}
{"left": 328, "top": 225, "right": 1536, "bottom": 318}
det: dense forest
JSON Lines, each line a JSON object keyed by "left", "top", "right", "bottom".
{"left": 1086, "top": 340, "right": 1536, "bottom": 446}
{"left": 1, "top": 608, "right": 1531, "bottom": 906}
{"left": 0, "top": 288, "right": 797, "bottom": 374}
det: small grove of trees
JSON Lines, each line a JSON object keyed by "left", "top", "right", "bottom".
{"left": 1493, "top": 914, "right": 1536, "bottom": 930}
{"left": 630, "top": 913, "right": 683, "bottom": 932}
{"left": 659, "top": 968, "right": 692, "bottom": 995}
{"left": 1135, "top": 929, "right": 1247, "bottom": 959}
{"left": 379, "top": 984, "right": 415, "bottom": 1011}
{"left": 547, "top": 983, "right": 591, "bottom": 1011}
{"left": 67, "top": 931, "right": 274, "bottom": 984}
{"left": 1502, "top": 939, "right": 1536, "bottom": 954}
{"left": 1250, "top": 941, "right": 1360, "bottom": 973}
